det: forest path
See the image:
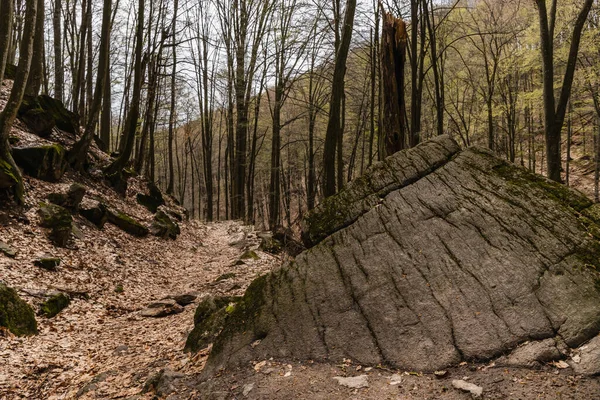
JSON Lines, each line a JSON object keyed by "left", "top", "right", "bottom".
{"left": 0, "top": 220, "right": 278, "bottom": 399}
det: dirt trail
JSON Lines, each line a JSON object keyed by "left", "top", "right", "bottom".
{"left": 0, "top": 220, "right": 278, "bottom": 399}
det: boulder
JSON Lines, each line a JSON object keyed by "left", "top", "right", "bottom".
{"left": 167, "top": 293, "right": 197, "bottom": 306}
{"left": 79, "top": 199, "right": 108, "bottom": 228}
{"left": 185, "top": 296, "right": 241, "bottom": 353}
{"left": 18, "top": 94, "right": 79, "bottom": 136}
{"left": 0, "top": 283, "right": 37, "bottom": 336}
{"left": 12, "top": 144, "right": 68, "bottom": 182}
{"left": 205, "top": 136, "right": 600, "bottom": 374}
{"left": 136, "top": 182, "right": 165, "bottom": 213}
{"left": 502, "top": 339, "right": 562, "bottom": 368}
{"left": 107, "top": 208, "right": 148, "bottom": 237}
{"left": 38, "top": 203, "right": 73, "bottom": 247}
{"left": 150, "top": 209, "right": 180, "bottom": 239}
{"left": 40, "top": 293, "right": 70, "bottom": 318}
{"left": 570, "top": 335, "right": 600, "bottom": 376}
{"left": 48, "top": 183, "right": 86, "bottom": 211}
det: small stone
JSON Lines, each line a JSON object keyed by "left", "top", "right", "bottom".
{"left": 570, "top": 335, "right": 600, "bottom": 376}
{"left": 242, "top": 383, "right": 255, "bottom": 397}
{"left": 452, "top": 380, "right": 483, "bottom": 398}
{"left": 140, "top": 299, "right": 184, "bottom": 318}
{"left": 333, "top": 375, "right": 369, "bottom": 389}
{"left": 228, "top": 232, "right": 247, "bottom": 248}
{"left": 434, "top": 370, "right": 448, "bottom": 378}
{"left": 0, "top": 241, "right": 17, "bottom": 258}
{"left": 240, "top": 250, "right": 259, "bottom": 260}
{"left": 34, "top": 256, "right": 61, "bottom": 271}
{"left": 389, "top": 374, "right": 402, "bottom": 386}
{"left": 167, "top": 293, "right": 197, "bottom": 306}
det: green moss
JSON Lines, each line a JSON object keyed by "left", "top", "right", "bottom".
{"left": 40, "top": 293, "right": 70, "bottom": 318}
{"left": 240, "top": 250, "right": 259, "bottom": 260}
{"left": 107, "top": 209, "right": 149, "bottom": 237}
{"left": 492, "top": 163, "right": 593, "bottom": 212}
{"left": 185, "top": 296, "right": 242, "bottom": 353}
{"left": 0, "top": 283, "right": 38, "bottom": 336}
{"left": 114, "top": 284, "right": 124, "bottom": 293}
{"left": 34, "top": 257, "right": 61, "bottom": 271}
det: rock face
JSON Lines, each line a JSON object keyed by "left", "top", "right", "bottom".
{"left": 12, "top": 144, "right": 68, "bottom": 182}
{"left": 0, "top": 283, "right": 38, "bottom": 336}
{"left": 18, "top": 94, "right": 79, "bottom": 136}
{"left": 136, "top": 182, "right": 165, "bottom": 213}
{"left": 205, "top": 136, "right": 600, "bottom": 374}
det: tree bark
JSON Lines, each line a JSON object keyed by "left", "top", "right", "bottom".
{"left": 322, "top": 0, "right": 357, "bottom": 198}
{"left": 0, "top": 0, "right": 37, "bottom": 203}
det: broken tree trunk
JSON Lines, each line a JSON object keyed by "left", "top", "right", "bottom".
{"left": 380, "top": 11, "right": 407, "bottom": 157}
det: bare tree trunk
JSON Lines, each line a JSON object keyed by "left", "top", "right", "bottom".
{"left": 25, "top": 0, "right": 44, "bottom": 96}
{"left": 0, "top": 0, "right": 37, "bottom": 203}
{"left": 380, "top": 11, "right": 407, "bottom": 157}
{"left": 0, "top": 0, "right": 14, "bottom": 83}
{"left": 322, "top": 0, "right": 356, "bottom": 198}
{"left": 53, "top": 0, "right": 63, "bottom": 102}
{"left": 166, "top": 0, "right": 178, "bottom": 195}
{"left": 68, "top": 0, "right": 112, "bottom": 170}
{"left": 105, "top": 0, "right": 144, "bottom": 176}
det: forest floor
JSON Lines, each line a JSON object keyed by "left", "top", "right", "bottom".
{"left": 2, "top": 208, "right": 600, "bottom": 399}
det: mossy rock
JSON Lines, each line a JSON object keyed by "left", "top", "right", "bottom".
{"left": 150, "top": 210, "right": 180, "bottom": 239}
{"left": 107, "top": 208, "right": 149, "bottom": 237}
{"left": 215, "top": 272, "right": 236, "bottom": 282}
{"left": 34, "top": 256, "right": 61, "bottom": 271}
{"left": 0, "top": 158, "right": 19, "bottom": 189}
{"left": 0, "top": 283, "right": 38, "bottom": 336}
{"left": 79, "top": 200, "right": 108, "bottom": 228}
{"left": 12, "top": 144, "right": 68, "bottom": 182}
{"left": 105, "top": 169, "right": 134, "bottom": 197}
{"left": 18, "top": 94, "right": 79, "bottom": 136}
{"left": 184, "top": 296, "right": 241, "bottom": 353}
{"left": 40, "top": 293, "right": 70, "bottom": 318}
{"left": 136, "top": 182, "right": 165, "bottom": 213}
{"left": 38, "top": 203, "right": 73, "bottom": 247}
{"left": 48, "top": 183, "right": 87, "bottom": 211}
{"left": 19, "top": 107, "right": 56, "bottom": 137}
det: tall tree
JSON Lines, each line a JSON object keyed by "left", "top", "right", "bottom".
{"left": 25, "top": 0, "right": 44, "bottom": 96}
{"left": 534, "top": 0, "right": 594, "bottom": 182}
{"left": 166, "top": 0, "right": 179, "bottom": 195}
{"left": 105, "top": 0, "right": 145, "bottom": 177}
{"left": 68, "top": 0, "right": 113, "bottom": 170}
{"left": 53, "top": 0, "right": 64, "bottom": 102}
{"left": 322, "top": 0, "right": 357, "bottom": 198}
{"left": 0, "top": 0, "right": 14, "bottom": 83}
{"left": 0, "top": 0, "right": 37, "bottom": 202}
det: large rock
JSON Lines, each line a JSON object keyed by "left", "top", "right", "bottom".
{"left": 38, "top": 203, "right": 73, "bottom": 247}
{"left": 12, "top": 144, "right": 68, "bottom": 182}
{"left": 136, "top": 182, "right": 165, "bottom": 213}
{"left": 185, "top": 296, "right": 241, "bottom": 353}
{"left": 150, "top": 209, "right": 180, "bottom": 239}
{"left": 0, "top": 283, "right": 38, "bottom": 336}
{"left": 107, "top": 208, "right": 149, "bottom": 237}
{"left": 205, "top": 136, "right": 600, "bottom": 374}
{"left": 18, "top": 94, "right": 79, "bottom": 136}
{"left": 48, "top": 183, "right": 87, "bottom": 211}
{"left": 79, "top": 199, "right": 108, "bottom": 228}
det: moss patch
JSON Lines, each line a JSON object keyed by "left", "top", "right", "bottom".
{"left": 107, "top": 209, "right": 149, "bottom": 237}
{"left": 0, "top": 283, "right": 38, "bottom": 336}
{"left": 492, "top": 162, "right": 593, "bottom": 212}
{"left": 184, "top": 296, "right": 242, "bottom": 353}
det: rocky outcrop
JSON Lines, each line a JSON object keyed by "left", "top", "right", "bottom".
{"left": 136, "top": 182, "right": 165, "bottom": 213}
{"left": 0, "top": 283, "right": 38, "bottom": 336}
{"left": 12, "top": 144, "right": 68, "bottom": 182}
{"left": 204, "top": 136, "right": 600, "bottom": 374}
{"left": 185, "top": 296, "right": 241, "bottom": 353}
{"left": 18, "top": 94, "right": 79, "bottom": 137}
